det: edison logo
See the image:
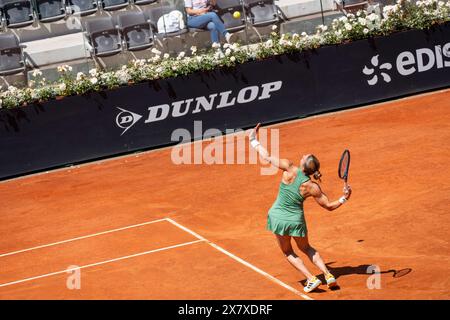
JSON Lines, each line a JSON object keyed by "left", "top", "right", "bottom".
{"left": 116, "top": 107, "right": 142, "bottom": 135}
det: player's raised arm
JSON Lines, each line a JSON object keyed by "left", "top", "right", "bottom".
{"left": 248, "top": 123, "right": 293, "bottom": 171}
{"left": 310, "top": 182, "right": 352, "bottom": 211}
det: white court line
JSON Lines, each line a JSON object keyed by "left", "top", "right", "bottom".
{"left": 0, "top": 239, "right": 204, "bottom": 288}
{"left": 165, "top": 218, "right": 313, "bottom": 301}
{"left": 0, "top": 218, "right": 167, "bottom": 258}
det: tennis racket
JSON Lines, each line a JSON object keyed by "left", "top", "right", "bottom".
{"left": 338, "top": 149, "right": 351, "bottom": 190}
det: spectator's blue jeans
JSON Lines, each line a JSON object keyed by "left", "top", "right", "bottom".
{"left": 187, "top": 12, "right": 227, "bottom": 44}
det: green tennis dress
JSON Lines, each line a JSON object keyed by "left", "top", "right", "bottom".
{"left": 267, "top": 170, "right": 310, "bottom": 237}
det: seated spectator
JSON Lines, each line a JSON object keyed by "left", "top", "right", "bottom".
{"left": 184, "top": 0, "right": 232, "bottom": 46}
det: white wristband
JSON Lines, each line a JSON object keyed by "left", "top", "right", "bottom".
{"left": 339, "top": 196, "right": 347, "bottom": 204}
{"left": 250, "top": 139, "right": 260, "bottom": 149}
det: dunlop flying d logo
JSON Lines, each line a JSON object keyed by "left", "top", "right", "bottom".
{"left": 363, "top": 55, "right": 392, "bottom": 86}
{"left": 116, "top": 108, "right": 143, "bottom": 135}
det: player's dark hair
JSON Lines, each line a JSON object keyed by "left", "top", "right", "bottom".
{"left": 303, "top": 154, "right": 322, "bottom": 182}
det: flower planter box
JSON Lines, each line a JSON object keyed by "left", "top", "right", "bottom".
{"left": 0, "top": 22, "right": 449, "bottom": 180}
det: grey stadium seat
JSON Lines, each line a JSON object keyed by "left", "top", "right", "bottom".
{"left": 84, "top": 17, "right": 122, "bottom": 57}
{"left": 0, "top": 33, "right": 26, "bottom": 76}
{"left": 117, "top": 11, "right": 153, "bottom": 51}
{"left": 215, "top": 0, "right": 246, "bottom": 32}
{"left": 67, "top": 0, "right": 98, "bottom": 16}
{"left": 35, "top": 0, "right": 67, "bottom": 22}
{"left": 133, "top": 0, "right": 156, "bottom": 5}
{"left": 100, "top": 0, "right": 129, "bottom": 11}
{"left": 244, "top": 0, "right": 279, "bottom": 27}
{"left": 0, "top": 0, "right": 34, "bottom": 28}
{"left": 145, "top": 5, "right": 188, "bottom": 37}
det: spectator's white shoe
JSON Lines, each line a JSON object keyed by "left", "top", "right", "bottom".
{"left": 225, "top": 32, "right": 232, "bottom": 43}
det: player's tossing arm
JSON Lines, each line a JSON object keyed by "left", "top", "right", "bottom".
{"left": 310, "top": 182, "right": 352, "bottom": 211}
{"left": 248, "top": 123, "right": 293, "bottom": 171}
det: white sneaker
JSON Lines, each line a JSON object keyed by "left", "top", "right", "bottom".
{"left": 225, "top": 32, "right": 232, "bottom": 43}
{"left": 303, "top": 277, "right": 322, "bottom": 293}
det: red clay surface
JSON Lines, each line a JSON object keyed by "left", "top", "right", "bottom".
{"left": 1, "top": 89, "right": 450, "bottom": 300}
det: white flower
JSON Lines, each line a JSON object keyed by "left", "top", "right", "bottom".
{"left": 301, "top": 32, "right": 307, "bottom": 37}
{"left": 163, "top": 53, "right": 170, "bottom": 59}
{"left": 172, "top": 65, "right": 177, "bottom": 71}
{"left": 230, "top": 56, "right": 236, "bottom": 62}
{"left": 116, "top": 69, "right": 130, "bottom": 83}
{"left": 151, "top": 48, "right": 162, "bottom": 55}
{"left": 272, "top": 25, "right": 277, "bottom": 30}
{"left": 190, "top": 46, "right": 197, "bottom": 54}
{"left": 28, "top": 80, "right": 35, "bottom": 88}
{"left": 90, "top": 77, "right": 98, "bottom": 84}
{"left": 8, "top": 85, "right": 18, "bottom": 92}
{"left": 339, "top": 16, "right": 348, "bottom": 23}
{"left": 231, "top": 43, "right": 239, "bottom": 51}
{"left": 177, "top": 51, "right": 185, "bottom": 60}
{"left": 89, "top": 69, "right": 98, "bottom": 77}
{"left": 367, "top": 13, "right": 378, "bottom": 21}
{"left": 59, "top": 83, "right": 66, "bottom": 91}
{"left": 358, "top": 17, "right": 367, "bottom": 25}
{"left": 32, "top": 69, "right": 42, "bottom": 77}
{"left": 363, "top": 28, "right": 369, "bottom": 34}
{"left": 345, "top": 23, "right": 352, "bottom": 31}
{"left": 76, "top": 72, "right": 85, "bottom": 81}
{"left": 225, "top": 48, "right": 231, "bottom": 56}
{"left": 265, "top": 39, "right": 273, "bottom": 48}
{"left": 57, "top": 64, "right": 72, "bottom": 73}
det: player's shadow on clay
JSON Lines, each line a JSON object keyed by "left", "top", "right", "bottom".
{"left": 299, "top": 262, "right": 412, "bottom": 292}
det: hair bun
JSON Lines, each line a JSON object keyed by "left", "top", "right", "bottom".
{"left": 313, "top": 171, "right": 322, "bottom": 180}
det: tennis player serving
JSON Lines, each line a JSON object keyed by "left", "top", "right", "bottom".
{"left": 249, "top": 123, "right": 352, "bottom": 293}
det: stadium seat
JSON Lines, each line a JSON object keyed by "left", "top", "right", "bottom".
{"left": 84, "top": 17, "right": 122, "bottom": 57}
{"left": 133, "top": 0, "right": 156, "bottom": 5}
{"left": 35, "top": 0, "right": 67, "bottom": 22}
{"left": 67, "top": 0, "right": 98, "bottom": 16}
{"left": 215, "top": 0, "right": 246, "bottom": 32}
{"left": 100, "top": 0, "right": 129, "bottom": 11}
{"left": 117, "top": 11, "right": 153, "bottom": 51}
{"left": 0, "top": 0, "right": 34, "bottom": 28}
{"left": 145, "top": 5, "right": 188, "bottom": 37}
{"left": 335, "top": 0, "right": 368, "bottom": 13}
{"left": 244, "top": 0, "right": 279, "bottom": 27}
{"left": 0, "top": 33, "right": 26, "bottom": 76}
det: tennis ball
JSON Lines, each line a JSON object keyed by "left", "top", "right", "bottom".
{"left": 233, "top": 11, "right": 241, "bottom": 19}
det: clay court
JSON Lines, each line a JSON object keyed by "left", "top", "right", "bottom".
{"left": 0, "top": 89, "right": 449, "bottom": 300}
